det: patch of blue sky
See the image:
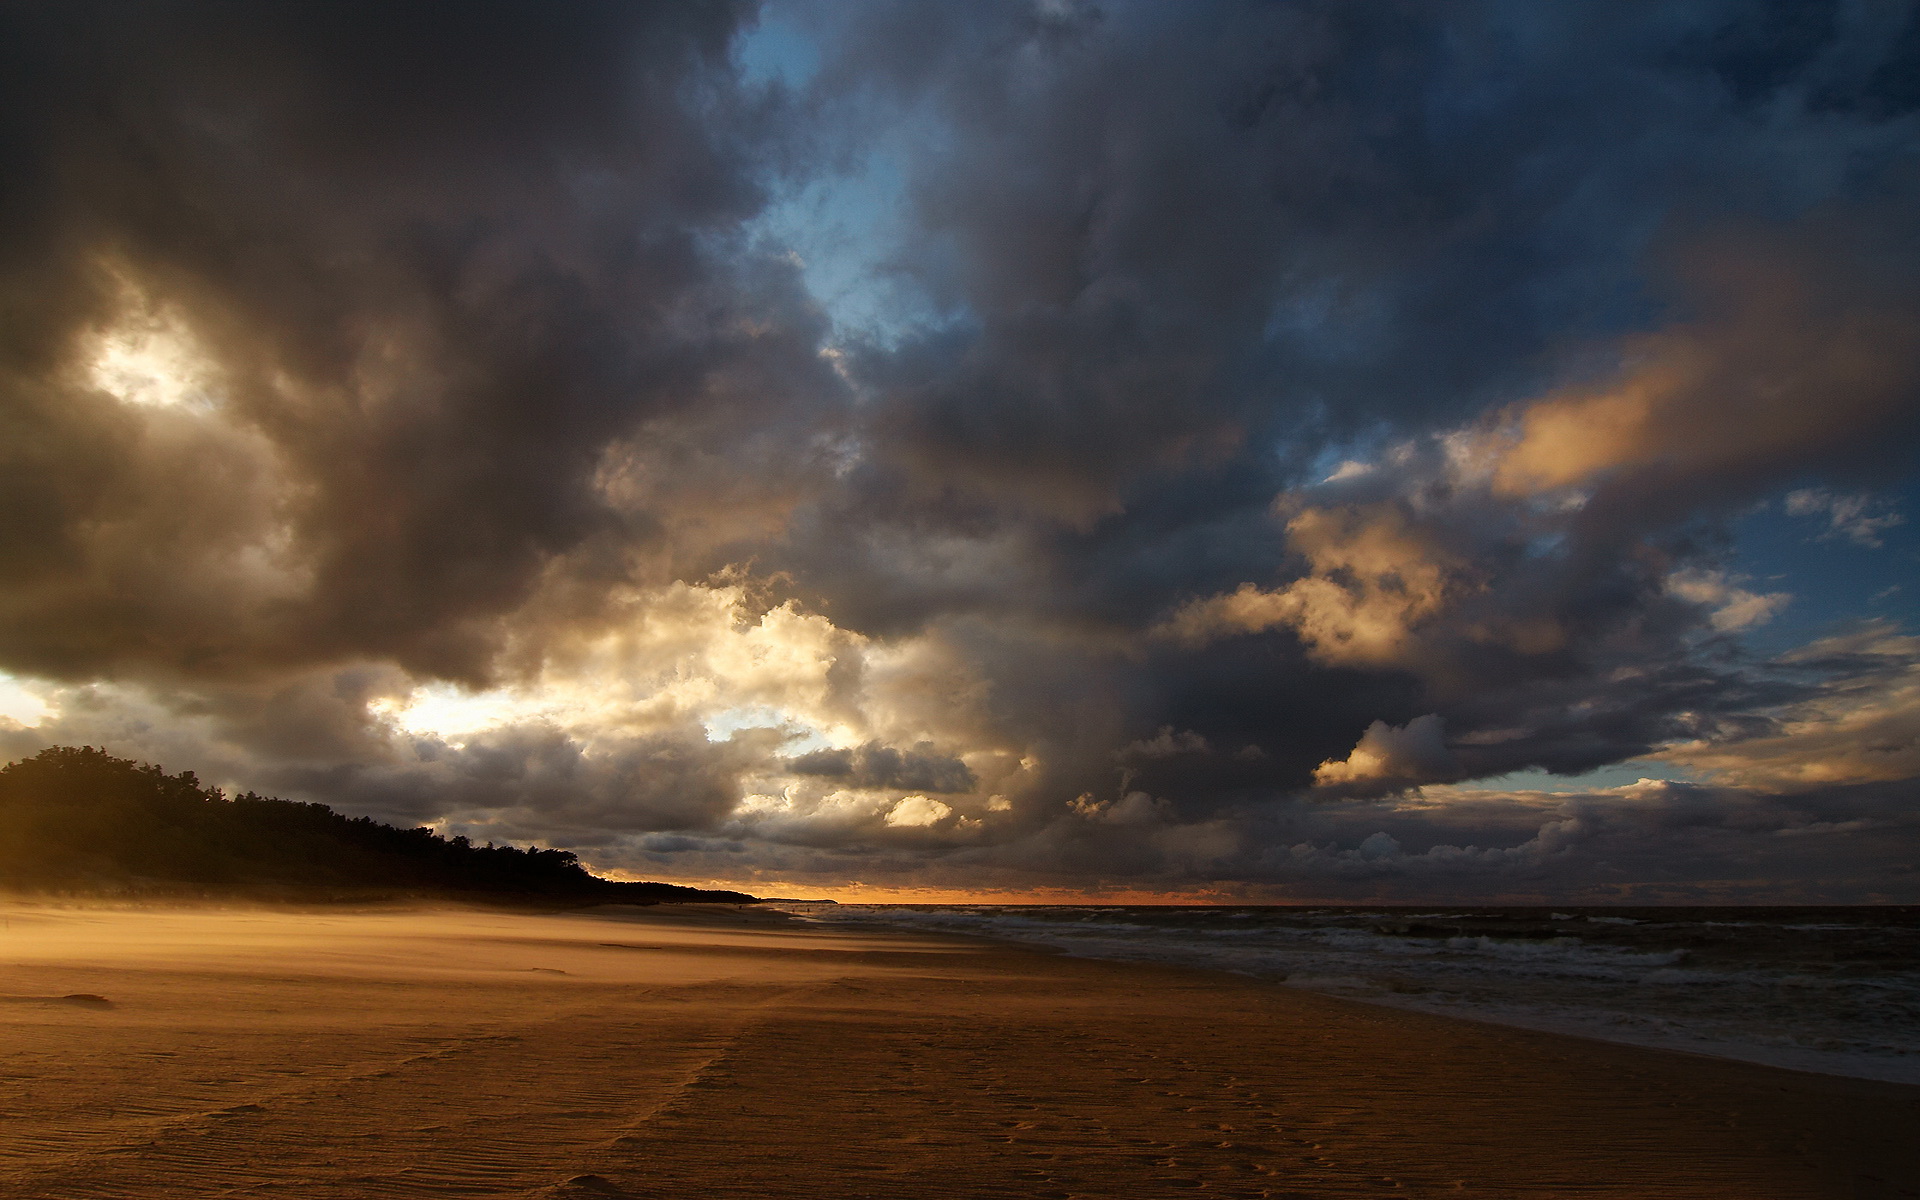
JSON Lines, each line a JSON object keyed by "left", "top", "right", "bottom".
{"left": 751, "top": 148, "right": 919, "bottom": 345}
{"left": 1288, "top": 419, "right": 1403, "bottom": 487}
{"left": 734, "top": 7, "right": 821, "bottom": 91}
{"left": 1728, "top": 474, "right": 1919, "bottom": 655}
{"left": 735, "top": 5, "right": 924, "bottom": 344}
{"left": 737, "top": 8, "right": 959, "bottom": 348}
{"left": 701, "top": 704, "right": 833, "bottom": 754}
{"left": 1262, "top": 276, "right": 1395, "bottom": 364}
{"left": 1462, "top": 758, "right": 1701, "bottom": 794}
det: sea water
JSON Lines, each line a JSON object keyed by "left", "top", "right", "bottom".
{"left": 771, "top": 903, "right": 1920, "bottom": 1086}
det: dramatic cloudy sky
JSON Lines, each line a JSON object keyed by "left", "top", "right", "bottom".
{"left": 3, "top": 0, "right": 1917, "bottom": 901}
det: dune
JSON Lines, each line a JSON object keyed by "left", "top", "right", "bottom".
{"left": 1, "top": 902, "right": 1914, "bottom": 1199}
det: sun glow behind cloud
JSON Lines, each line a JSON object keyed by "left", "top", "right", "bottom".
{"left": 0, "top": 674, "right": 52, "bottom": 728}
{"left": 86, "top": 290, "right": 222, "bottom": 410}
{"left": 360, "top": 581, "right": 1002, "bottom": 820}
{"left": 371, "top": 582, "right": 875, "bottom": 741}
{"left": 370, "top": 684, "right": 548, "bottom": 741}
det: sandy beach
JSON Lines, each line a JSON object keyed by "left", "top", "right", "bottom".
{"left": 2, "top": 903, "right": 1915, "bottom": 1199}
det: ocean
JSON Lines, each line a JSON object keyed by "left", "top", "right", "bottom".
{"left": 769, "top": 903, "right": 1920, "bottom": 1086}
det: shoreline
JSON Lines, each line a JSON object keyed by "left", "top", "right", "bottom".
{"left": 3, "top": 901, "right": 1915, "bottom": 1198}
{"left": 801, "top": 910, "right": 1920, "bottom": 1089}
{"left": 779, "top": 901, "right": 1920, "bottom": 1090}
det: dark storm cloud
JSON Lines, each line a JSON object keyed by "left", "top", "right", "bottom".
{"left": 795, "top": 0, "right": 1915, "bottom": 538}
{"left": 0, "top": 0, "right": 841, "bottom": 683}
{"left": 605, "top": 774, "right": 1920, "bottom": 904}
{"left": 3, "top": 0, "right": 1919, "bottom": 898}
{"left": 756, "top": 0, "right": 1920, "bottom": 811}
{"left": 282, "top": 722, "right": 763, "bottom": 841}
{"left": 786, "top": 741, "right": 976, "bottom": 793}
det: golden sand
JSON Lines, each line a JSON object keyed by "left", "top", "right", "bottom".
{"left": 2, "top": 902, "right": 1914, "bottom": 1199}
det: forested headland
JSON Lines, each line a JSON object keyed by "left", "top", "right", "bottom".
{"left": 0, "top": 745, "right": 756, "bottom": 904}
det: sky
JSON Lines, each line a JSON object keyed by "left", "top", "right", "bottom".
{"left": 2, "top": 0, "right": 1917, "bottom": 903}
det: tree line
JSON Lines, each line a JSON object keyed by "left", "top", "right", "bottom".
{"left": 0, "top": 745, "right": 754, "bottom": 903}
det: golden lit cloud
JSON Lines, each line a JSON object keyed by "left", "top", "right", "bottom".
{"left": 358, "top": 577, "right": 1026, "bottom": 835}
{"left": 1313, "top": 714, "right": 1453, "bottom": 790}
{"left": 378, "top": 581, "right": 872, "bottom": 751}
{"left": 1657, "top": 627, "right": 1920, "bottom": 791}
{"left": 1664, "top": 568, "right": 1791, "bottom": 633}
{"left": 884, "top": 795, "right": 952, "bottom": 826}
{"left": 1162, "top": 505, "right": 1469, "bottom": 666}
{"left": 1462, "top": 229, "right": 1920, "bottom": 504}
{"left": 1482, "top": 360, "right": 1691, "bottom": 497}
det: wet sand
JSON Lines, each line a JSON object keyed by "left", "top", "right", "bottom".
{"left": 1, "top": 902, "right": 1915, "bottom": 1199}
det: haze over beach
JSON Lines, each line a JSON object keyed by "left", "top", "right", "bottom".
{"left": 3, "top": 1, "right": 1919, "bottom": 1196}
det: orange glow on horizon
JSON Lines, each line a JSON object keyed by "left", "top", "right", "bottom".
{"left": 590, "top": 871, "right": 1337, "bottom": 906}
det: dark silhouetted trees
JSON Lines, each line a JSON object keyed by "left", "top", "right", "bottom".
{"left": 0, "top": 746, "right": 755, "bottom": 903}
